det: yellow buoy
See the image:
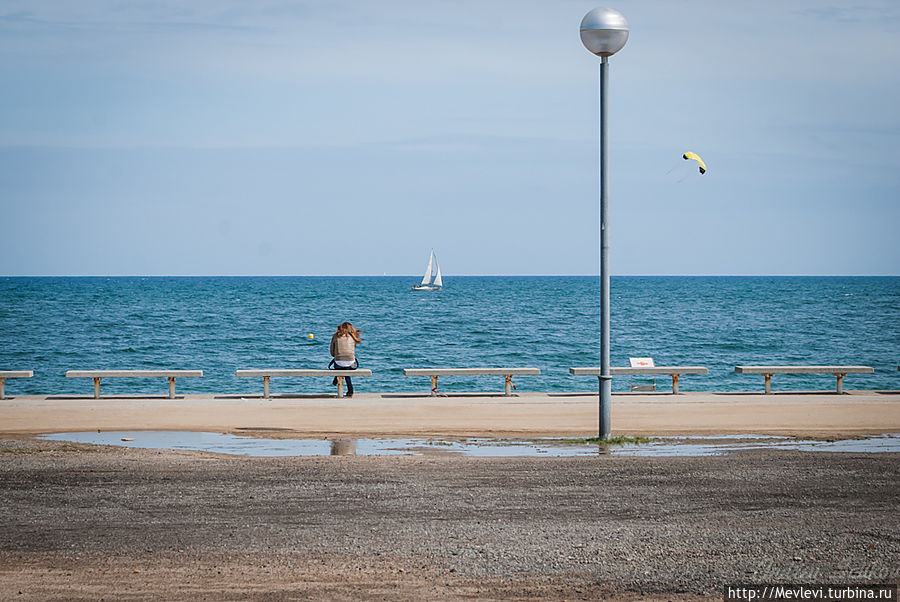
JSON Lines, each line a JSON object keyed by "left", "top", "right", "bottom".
{"left": 308, "top": 333, "right": 314, "bottom": 339}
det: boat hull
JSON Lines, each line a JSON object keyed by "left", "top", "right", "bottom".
{"left": 412, "top": 285, "right": 442, "bottom": 291}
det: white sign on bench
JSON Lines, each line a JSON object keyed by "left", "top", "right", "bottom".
{"left": 629, "top": 357, "right": 654, "bottom": 368}
{"left": 628, "top": 357, "right": 656, "bottom": 392}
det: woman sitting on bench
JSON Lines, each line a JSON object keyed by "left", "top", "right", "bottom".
{"left": 329, "top": 322, "right": 362, "bottom": 397}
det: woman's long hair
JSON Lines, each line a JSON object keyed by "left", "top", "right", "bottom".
{"left": 334, "top": 322, "right": 362, "bottom": 343}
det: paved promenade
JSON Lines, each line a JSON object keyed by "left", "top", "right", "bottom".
{"left": 1, "top": 390, "right": 898, "bottom": 438}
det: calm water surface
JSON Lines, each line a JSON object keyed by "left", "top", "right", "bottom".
{"left": 2, "top": 276, "right": 898, "bottom": 395}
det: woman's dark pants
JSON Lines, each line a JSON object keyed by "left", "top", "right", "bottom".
{"left": 332, "top": 364, "right": 354, "bottom": 394}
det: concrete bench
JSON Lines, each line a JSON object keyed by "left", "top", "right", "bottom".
{"left": 65, "top": 370, "right": 203, "bottom": 399}
{"left": 235, "top": 369, "right": 373, "bottom": 398}
{"left": 734, "top": 365, "right": 874, "bottom": 394}
{"left": 569, "top": 366, "right": 708, "bottom": 394}
{"left": 0, "top": 370, "right": 33, "bottom": 399}
{"left": 402, "top": 368, "right": 540, "bottom": 396}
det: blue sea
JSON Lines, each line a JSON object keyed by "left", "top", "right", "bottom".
{"left": 1, "top": 276, "right": 898, "bottom": 396}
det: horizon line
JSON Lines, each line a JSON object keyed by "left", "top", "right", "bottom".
{"left": 2, "top": 273, "right": 898, "bottom": 278}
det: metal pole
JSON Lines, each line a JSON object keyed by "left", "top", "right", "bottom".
{"left": 598, "top": 57, "right": 611, "bottom": 440}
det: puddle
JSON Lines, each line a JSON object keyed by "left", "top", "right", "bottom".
{"left": 37, "top": 431, "right": 594, "bottom": 457}
{"left": 36, "top": 432, "right": 900, "bottom": 457}
{"left": 611, "top": 435, "right": 900, "bottom": 456}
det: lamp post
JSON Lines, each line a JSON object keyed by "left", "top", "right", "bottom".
{"left": 580, "top": 7, "right": 628, "bottom": 440}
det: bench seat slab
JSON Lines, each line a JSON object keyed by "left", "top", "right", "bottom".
{"left": 403, "top": 368, "right": 540, "bottom": 376}
{"left": 66, "top": 370, "right": 203, "bottom": 378}
{"left": 236, "top": 370, "right": 372, "bottom": 378}
{"left": 570, "top": 367, "right": 708, "bottom": 376}
{"left": 734, "top": 366, "right": 874, "bottom": 374}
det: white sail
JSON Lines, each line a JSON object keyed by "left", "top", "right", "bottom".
{"left": 420, "top": 250, "right": 434, "bottom": 285}
{"left": 413, "top": 249, "right": 442, "bottom": 290}
{"left": 433, "top": 260, "right": 442, "bottom": 287}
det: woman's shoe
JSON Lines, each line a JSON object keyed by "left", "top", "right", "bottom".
{"left": 346, "top": 387, "right": 354, "bottom": 397}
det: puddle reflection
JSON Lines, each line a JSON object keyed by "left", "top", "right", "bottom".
{"left": 330, "top": 439, "right": 355, "bottom": 456}
{"left": 37, "top": 432, "right": 900, "bottom": 458}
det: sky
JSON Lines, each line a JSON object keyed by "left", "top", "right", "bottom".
{"left": 1, "top": 0, "right": 898, "bottom": 276}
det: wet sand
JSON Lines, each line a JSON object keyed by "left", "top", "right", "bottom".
{"left": 0, "top": 438, "right": 897, "bottom": 601}
{"left": 1, "top": 391, "right": 897, "bottom": 600}
{"left": 0, "top": 390, "right": 898, "bottom": 439}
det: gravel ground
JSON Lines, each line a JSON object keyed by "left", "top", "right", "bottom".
{"left": 0, "top": 437, "right": 897, "bottom": 600}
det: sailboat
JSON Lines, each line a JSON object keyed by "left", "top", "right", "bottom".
{"left": 412, "top": 249, "right": 443, "bottom": 291}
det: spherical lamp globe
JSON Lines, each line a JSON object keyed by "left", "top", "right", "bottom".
{"left": 580, "top": 7, "right": 629, "bottom": 57}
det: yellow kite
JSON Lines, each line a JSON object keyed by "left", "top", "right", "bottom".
{"left": 682, "top": 152, "right": 706, "bottom": 174}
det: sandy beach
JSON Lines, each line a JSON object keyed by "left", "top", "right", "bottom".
{"left": 1, "top": 390, "right": 898, "bottom": 439}
{"left": 1, "top": 391, "right": 897, "bottom": 600}
{"left": 0, "top": 438, "right": 897, "bottom": 601}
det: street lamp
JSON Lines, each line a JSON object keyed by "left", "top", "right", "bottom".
{"left": 580, "top": 7, "right": 628, "bottom": 440}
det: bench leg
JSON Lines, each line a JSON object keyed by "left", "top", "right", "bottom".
{"left": 168, "top": 377, "right": 176, "bottom": 399}
{"left": 336, "top": 376, "right": 344, "bottom": 398}
{"left": 764, "top": 374, "right": 772, "bottom": 394}
{"left": 0, "top": 378, "right": 4, "bottom": 400}
{"left": 263, "top": 376, "right": 270, "bottom": 399}
{"left": 93, "top": 377, "right": 101, "bottom": 399}
{"left": 671, "top": 374, "right": 680, "bottom": 395}
{"left": 430, "top": 375, "right": 438, "bottom": 396}
{"left": 504, "top": 375, "right": 513, "bottom": 396}
{"left": 836, "top": 373, "right": 845, "bottom": 395}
